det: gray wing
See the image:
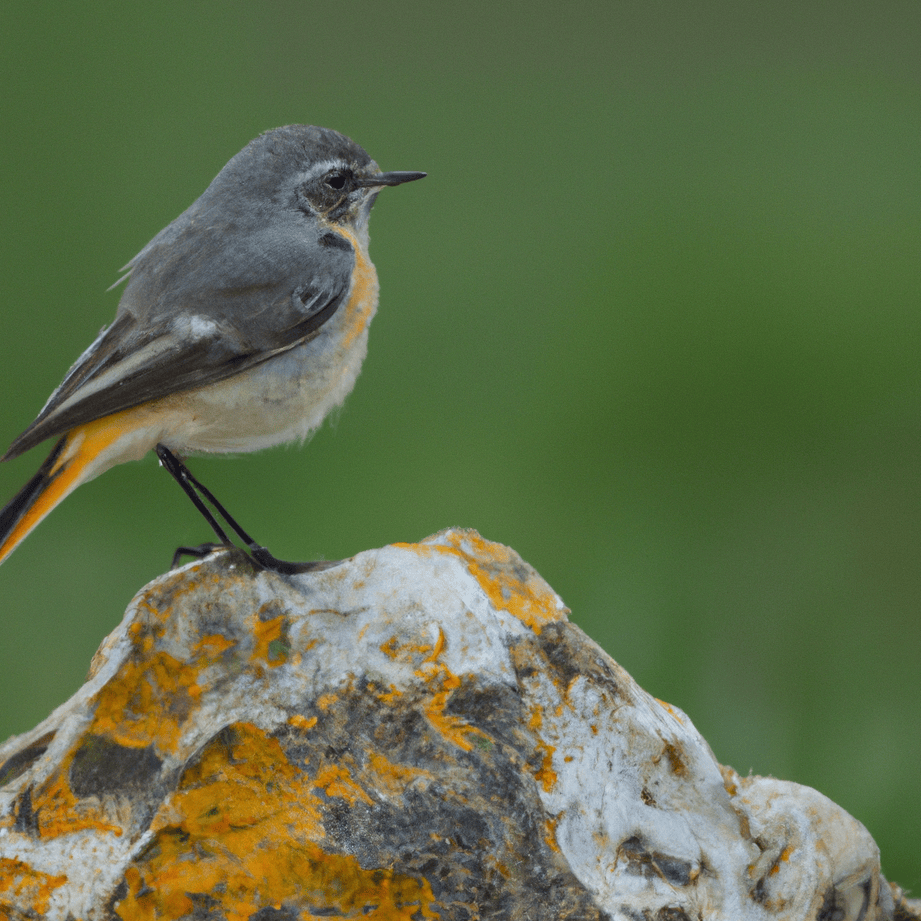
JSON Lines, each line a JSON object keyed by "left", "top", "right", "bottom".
{"left": 4, "top": 251, "right": 353, "bottom": 461}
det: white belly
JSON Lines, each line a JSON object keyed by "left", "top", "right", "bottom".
{"left": 165, "top": 328, "right": 370, "bottom": 453}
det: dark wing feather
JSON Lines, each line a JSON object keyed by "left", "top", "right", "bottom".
{"left": 3, "top": 281, "right": 349, "bottom": 460}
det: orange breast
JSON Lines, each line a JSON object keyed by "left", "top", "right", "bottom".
{"left": 332, "top": 226, "right": 380, "bottom": 352}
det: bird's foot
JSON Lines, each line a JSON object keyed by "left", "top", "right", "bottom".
{"left": 170, "top": 542, "right": 229, "bottom": 569}
{"left": 248, "top": 544, "right": 329, "bottom": 575}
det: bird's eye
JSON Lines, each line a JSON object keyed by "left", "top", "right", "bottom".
{"left": 297, "top": 168, "right": 353, "bottom": 215}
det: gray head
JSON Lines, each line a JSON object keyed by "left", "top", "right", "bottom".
{"left": 203, "top": 125, "right": 425, "bottom": 237}
{"left": 119, "top": 125, "right": 425, "bottom": 306}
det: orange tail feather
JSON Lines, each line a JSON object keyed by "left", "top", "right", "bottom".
{"left": 0, "top": 436, "right": 82, "bottom": 565}
{"left": 0, "top": 407, "right": 156, "bottom": 565}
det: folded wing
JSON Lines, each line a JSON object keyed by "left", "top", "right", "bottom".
{"left": 3, "top": 279, "right": 350, "bottom": 461}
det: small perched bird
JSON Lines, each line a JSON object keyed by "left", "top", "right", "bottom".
{"left": 0, "top": 125, "right": 425, "bottom": 572}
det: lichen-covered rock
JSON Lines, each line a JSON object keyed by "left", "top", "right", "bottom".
{"left": 0, "top": 528, "right": 906, "bottom": 920}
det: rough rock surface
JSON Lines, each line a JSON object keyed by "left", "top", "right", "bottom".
{"left": 0, "top": 528, "right": 911, "bottom": 920}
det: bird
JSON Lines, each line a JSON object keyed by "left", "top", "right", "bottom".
{"left": 0, "top": 125, "right": 425, "bottom": 573}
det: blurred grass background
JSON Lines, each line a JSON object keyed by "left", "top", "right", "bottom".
{"left": 1, "top": 0, "right": 919, "bottom": 891}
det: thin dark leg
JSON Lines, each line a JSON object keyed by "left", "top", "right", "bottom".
{"left": 168, "top": 460, "right": 260, "bottom": 548}
{"left": 155, "top": 445, "right": 231, "bottom": 545}
{"left": 155, "top": 444, "right": 316, "bottom": 575}
{"left": 177, "top": 465, "right": 310, "bottom": 573}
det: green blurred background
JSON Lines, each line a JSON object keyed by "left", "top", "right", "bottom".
{"left": 2, "top": 0, "right": 919, "bottom": 891}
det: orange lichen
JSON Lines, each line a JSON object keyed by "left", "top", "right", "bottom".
{"left": 316, "top": 692, "right": 339, "bottom": 711}
{"left": 135, "top": 561, "right": 222, "bottom": 615}
{"left": 382, "top": 629, "right": 445, "bottom": 672}
{"left": 543, "top": 815, "right": 562, "bottom": 854}
{"left": 81, "top": 572, "right": 276, "bottom": 767}
{"left": 0, "top": 858, "right": 67, "bottom": 914}
{"left": 769, "top": 846, "right": 794, "bottom": 875}
{"left": 525, "top": 703, "right": 557, "bottom": 792}
{"left": 365, "top": 751, "right": 434, "bottom": 799}
{"left": 720, "top": 765, "right": 740, "bottom": 797}
{"left": 533, "top": 741, "right": 558, "bottom": 793}
{"left": 425, "top": 629, "right": 446, "bottom": 662}
{"left": 488, "top": 857, "right": 512, "bottom": 880}
{"left": 90, "top": 649, "right": 201, "bottom": 753}
{"left": 314, "top": 763, "right": 374, "bottom": 806}
{"left": 655, "top": 699, "right": 685, "bottom": 724}
{"left": 398, "top": 531, "right": 566, "bottom": 634}
{"left": 658, "top": 741, "right": 688, "bottom": 778}
{"left": 29, "top": 751, "right": 124, "bottom": 840}
{"left": 423, "top": 670, "right": 485, "bottom": 753}
{"left": 118, "top": 722, "right": 439, "bottom": 921}
{"left": 375, "top": 685, "right": 404, "bottom": 705}
{"left": 381, "top": 629, "right": 487, "bottom": 754}
{"left": 380, "top": 635, "right": 403, "bottom": 659}
{"left": 250, "top": 611, "right": 288, "bottom": 665}
{"left": 193, "top": 633, "right": 238, "bottom": 658}
{"left": 288, "top": 714, "right": 318, "bottom": 731}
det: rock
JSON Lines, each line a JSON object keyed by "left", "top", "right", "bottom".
{"left": 0, "top": 528, "right": 908, "bottom": 920}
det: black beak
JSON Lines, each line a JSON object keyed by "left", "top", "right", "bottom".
{"left": 358, "top": 171, "right": 427, "bottom": 188}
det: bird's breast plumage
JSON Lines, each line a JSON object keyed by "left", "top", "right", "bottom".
{"left": 157, "top": 232, "right": 380, "bottom": 455}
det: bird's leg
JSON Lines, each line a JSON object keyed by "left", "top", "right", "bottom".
{"left": 170, "top": 543, "right": 228, "bottom": 570}
{"left": 155, "top": 443, "right": 311, "bottom": 575}
{"left": 155, "top": 445, "right": 231, "bottom": 545}
{"left": 180, "top": 466, "right": 312, "bottom": 575}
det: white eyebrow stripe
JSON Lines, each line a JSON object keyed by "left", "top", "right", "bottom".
{"left": 296, "top": 158, "right": 348, "bottom": 183}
